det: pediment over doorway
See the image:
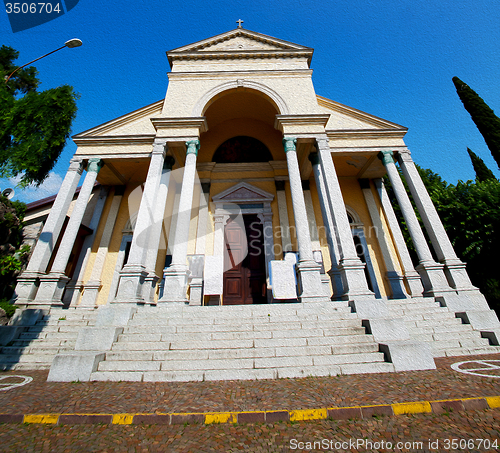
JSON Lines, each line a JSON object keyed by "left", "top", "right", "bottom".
{"left": 212, "top": 182, "right": 274, "bottom": 204}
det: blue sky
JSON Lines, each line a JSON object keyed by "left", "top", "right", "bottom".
{"left": 1, "top": 0, "right": 499, "bottom": 202}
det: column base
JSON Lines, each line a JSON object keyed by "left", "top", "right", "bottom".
{"left": 12, "top": 272, "right": 42, "bottom": 306}
{"left": 386, "top": 271, "right": 408, "bottom": 299}
{"left": 79, "top": 280, "right": 102, "bottom": 307}
{"left": 31, "top": 273, "right": 69, "bottom": 307}
{"left": 189, "top": 277, "right": 203, "bottom": 306}
{"left": 416, "top": 260, "right": 453, "bottom": 296}
{"left": 62, "top": 280, "right": 84, "bottom": 307}
{"left": 113, "top": 264, "right": 148, "bottom": 304}
{"left": 337, "top": 258, "right": 374, "bottom": 300}
{"left": 327, "top": 265, "right": 345, "bottom": 301}
{"left": 296, "top": 260, "right": 329, "bottom": 303}
{"left": 442, "top": 258, "right": 478, "bottom": 291}
{"left": 159, "top": 264, "right": 190, "bottom": 304}
{"left": 403, "top": 270, "right": 424, "bottom": 297}
{"left": 142, "top": 273, "right": 160, "bottom": 304}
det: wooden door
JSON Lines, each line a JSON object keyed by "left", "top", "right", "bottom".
{"left": 223, "top": 214, "right": 266, "bottom": 305}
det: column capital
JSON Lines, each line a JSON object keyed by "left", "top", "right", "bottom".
{"left": 314, "top": 137, "right": 330, "bottom": 151}
{"left": 69, "top": 158, "right": 85, "bottom": 174}
{"left": 397, "top": 149, "right": 413, "bottom": 163}
{"left": 378, "top": 150, "right": 395, "bottom": 166}
{"left": 163, "top": 155, "right": 175, "bottom": 170}
{"left": 275, "top": 180, "right": 286, "bottom": 191}
{"left": 308, "top": 152, "right": 320, "bottom": 166}
{"left": 87, "top": 158, "right": 104, "bottom": 174}
{"left": 152, "top": 139, "right": 168, "bottom": 155}
{"left": 201, "top": 182, "right": 211, "bottom": 194}
{"left": 282, "top": 137, "right": 297, "bottom": 153}
{"left": 186, "top": 140, "right": 200, "bottom": 156}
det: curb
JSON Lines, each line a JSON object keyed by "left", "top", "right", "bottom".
{"left": 0, "top": 396, "right": 499, "bottom": 425}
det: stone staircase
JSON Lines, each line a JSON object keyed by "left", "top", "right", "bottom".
{"left": 385, "top": 297, "right": 500, "bottom": 357}
{"left": 90, "top": 302, "right": 395, "bottom": 382}
{"left": 0, "top": 308, "right": 98, "bottom": 371}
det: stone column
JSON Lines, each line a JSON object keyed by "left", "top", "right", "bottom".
{"left": 80, "top": 187, "right": 124, "bottom": 307}
{"left": 283, "top": 137, "right": 325, "bottom": 302}
{"left": 160, "top": 140, "right": 200, "bottom": 303}
{"left": 142, "top": 156, "right": 175, "bottom": 303}
{"left": 114, "top": 140, "right": 167, "bottom": 303}
{"left": 14, "top": 158, "right": 84, "bottom": 305}
{"left": 314, "top": 138, "right": 373, "bottom": 299}
{"left": 34, "top": 158, "right": 104, "bottom": 306}
{"left": 397, "top": 150, "right": 479, "bottom": 293}
{"left": 374, "top": 178, "right": 424, "bottom": 297}
{"left": 359, "top": 179, "right": 407, "bottom": 299}
{"left": 309, "top": 152, "right": 344, "bottom": 298}
{"left": 275, "top": 180, "right": 292, "bottom": 254}
{"left": 379, "top": 150, "right": 451, "bottom": 295}
{"left": 63, "top": 186, "right": 111, "bottom": 307}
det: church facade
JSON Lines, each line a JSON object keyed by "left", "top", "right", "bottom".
{"left": 8, "top": 27, "right": 500, "bottom": 381}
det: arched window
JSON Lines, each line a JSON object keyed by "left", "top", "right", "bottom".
{"left": 212, "top": 136, "right": 273, "bottom": 163}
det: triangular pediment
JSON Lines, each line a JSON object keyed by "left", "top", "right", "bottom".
{"left": 167, "top": 29, "right": 313, "bottom": 67}
{"left": 317, "top": 95, "right": 407, "bottom": 134}
{"left": 72, "top": 99, "right": 163, "bottom": 143}
{"left": 169, "top": 28, "right": 311, "bottom": 53}
{"left": 213, "top": 182, "right": 274, "bottom": 203}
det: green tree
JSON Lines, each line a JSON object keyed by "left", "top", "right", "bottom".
{"left": 466, "top": 147, "right": 497, "bottom": 182}
{"left": 453, "top": 76, "right": 500, "bottom": 171}
{"left": 0, "top": 45, "right": 78, "bottom": 187}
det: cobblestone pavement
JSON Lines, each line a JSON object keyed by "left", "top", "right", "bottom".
{"left": 1, "top": 353, "right": 500, "bottom": 452}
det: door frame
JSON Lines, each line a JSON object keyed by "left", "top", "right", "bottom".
{"left": 212, "top": 182, "right": 275, "bottom": 302}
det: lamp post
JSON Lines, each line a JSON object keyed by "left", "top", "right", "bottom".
{"left": 4, "top": 38, "right": 83, "bottom": 85}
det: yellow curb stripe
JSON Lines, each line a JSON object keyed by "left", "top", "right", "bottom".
{"left": 112, "top": 414, "right": 134, "bottom": 424}
{"left": 290, "top": 408, "right": 327, "bottom": 421}
{"left": 205, "top": 412, "right": 237, "bottom": 424}
{"left": 23, "top": 414, "right": 59, "bottom": 424}
{"left": 392, "top": 401, "right": 432, "bottom": 415}
{"left": 12, "top": 395, "right": 500, "bottom": 425}
{"left": 486, "top": 396, "right": 500, "bottom": 408}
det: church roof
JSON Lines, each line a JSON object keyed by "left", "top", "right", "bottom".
{"left": 166, "top": 28, "right": 314, "bottom": 68}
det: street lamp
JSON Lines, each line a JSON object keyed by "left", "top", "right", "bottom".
{"left": 4, "top": 38, "right": 83, "bottom": 84}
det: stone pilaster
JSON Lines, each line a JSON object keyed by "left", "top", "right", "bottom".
{"left": 379, "top": 150, "right": 451, "bottom": 296}
{"left": 359, "top": 179, "right": 407, "bottom": 299}
{"left": 160, "top": 140, "right": 200, "bottom": 303}
{"left": 374, "top": 178, "right": 424, "bottom": 297}
{"left": 314, "top": 138, "right": 373, "bottom": 299}
{"left": 34, "top": 158, "right": 104, "bottom": 306}
{"left": 283, "top": 137, "right": 325, "bottom": 303}
{"left": 80, "top": 187, "right": 124, "bottom": 307}
{"left": 13, "top": 158, "right": 84, "bottom": 306}
{"left": 63, "top": 186, "right": 111, "bottom": 307}
{"left": 114, "top": 140, "right": 167, "bottom": 303}
{"left": 274, "top": 180, "right": 292, "bottom": 254}
{"left": 309, "top": 152, "right": 344, "bottom": 299}
{"left": 195, "top": 182, "right": 210, "bottom": 255}
{"left": 143, "top": 156, "right": 175, "bottom": 303}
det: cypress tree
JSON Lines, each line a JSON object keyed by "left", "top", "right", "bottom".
{"left": 467, "top": 148, "right": 497, "bottom": 182}
{"left": 453, "top": 76, "right": 500, "bottom": 170}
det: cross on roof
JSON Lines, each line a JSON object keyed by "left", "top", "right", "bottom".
{"left": 236, "top": 19, "right": 244, "bottom": 29}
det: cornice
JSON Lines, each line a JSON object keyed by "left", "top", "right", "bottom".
{"left": 168, "top": 69, "right": 312, "bottom": 80}
{"left": 73, "top": 135, "right": 155, "bottom": 146}
{"left": 212, "top": 162, "right": 274, "bottom": 173}
{"left": 326, "top": 129, "right": 407, "bottom": 140}
{"left": 150, "top": 117, "right": 208, "bottom": 133}
{"left": 169, "top": 50, "right": 313, "bottom": 65}
{"left": 274, "top": 114, "right": 330, "bottom": 131}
